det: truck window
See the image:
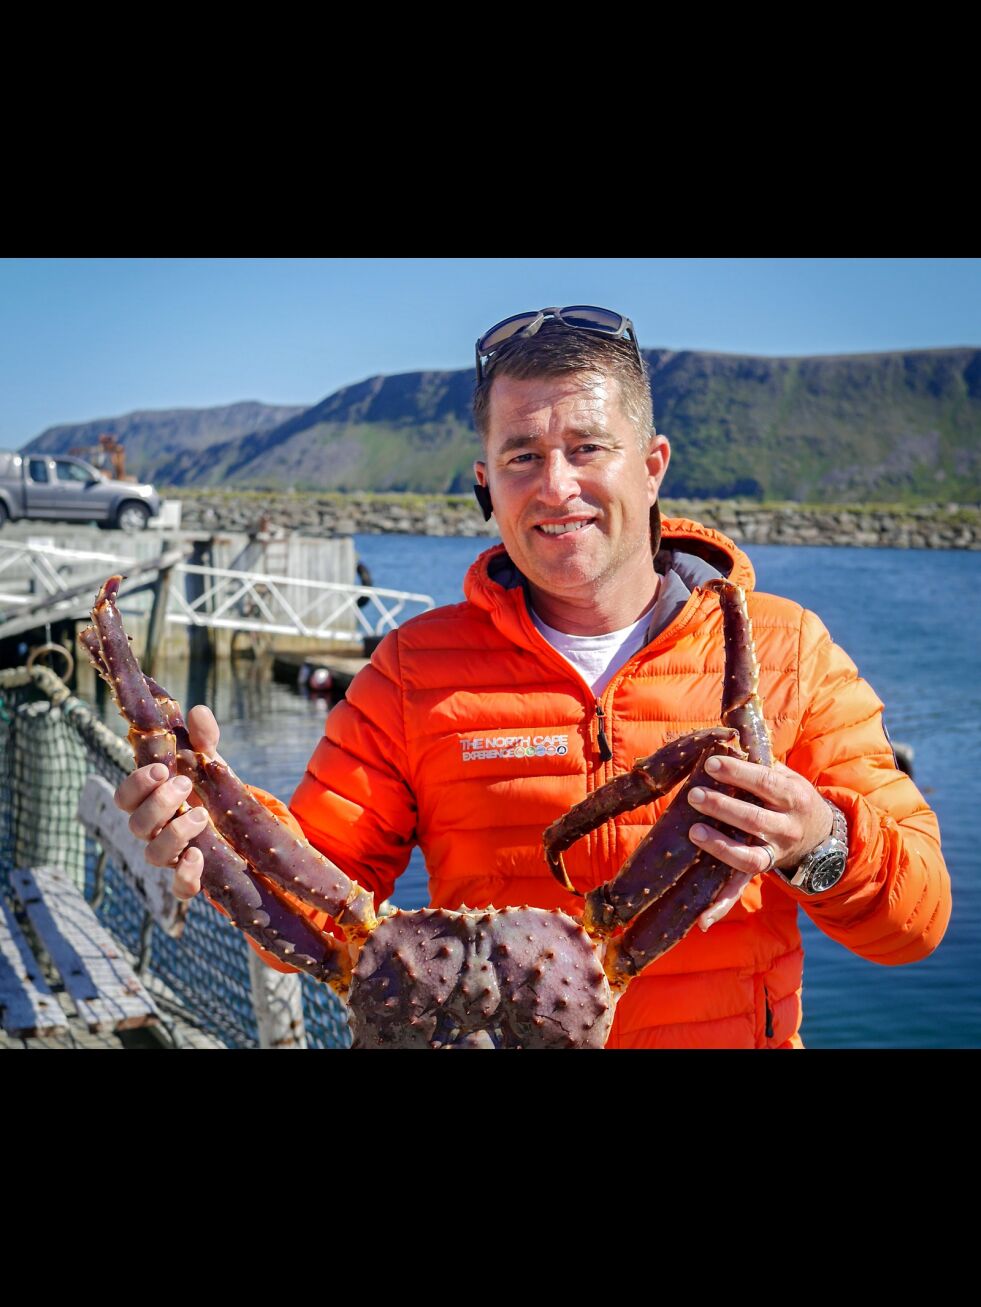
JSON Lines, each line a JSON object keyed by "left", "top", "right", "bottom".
{"left": 28, "top": 458, "right": 50, "bottom": 483}
{"left": 55, "top": 460, "right": 93, "bottom": 483}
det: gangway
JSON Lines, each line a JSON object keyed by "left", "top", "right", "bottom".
{"left": 0, "top": 540, "right": 190, "bottom": 642}
{"left": 0, "top": 538, "right": 435, "bottom": 646}
{"left": 171, "top": 561, "right": 433, "bottom": 641}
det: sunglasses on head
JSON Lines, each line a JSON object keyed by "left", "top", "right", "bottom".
{"left": 474, "top": 305, "right": 643, "bottom": 383}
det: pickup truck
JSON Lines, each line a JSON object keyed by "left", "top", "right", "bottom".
{"left": 0, "top": 452, "right": 162, "bottom": 531}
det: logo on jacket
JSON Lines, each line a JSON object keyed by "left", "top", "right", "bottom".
{"left": 460, "top": 734, "right": 569, "bottom": 762}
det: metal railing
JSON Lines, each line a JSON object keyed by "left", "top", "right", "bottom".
{"left": 170, "top": 562, "right": 433, "bottom": 640}
{"left": 0, "top": 539, "right": 124, "bottom": 606}
{"left": 0, "top": 538, "right": 434, "bottom": 642}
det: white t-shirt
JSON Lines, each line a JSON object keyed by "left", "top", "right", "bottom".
{"left": 530, "top": 607, "right": 653, "bottom": 698}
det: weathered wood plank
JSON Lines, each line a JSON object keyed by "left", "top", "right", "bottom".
{"left": 77, "top": 775, "right": 187, "bottom": 937}
{"left": 10, "top": 866, "right": 160, "bottom": 1034}
{"left": 0, "top": 898, "right": 69, "bottom": 1037}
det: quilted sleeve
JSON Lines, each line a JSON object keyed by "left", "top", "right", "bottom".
{"left": 778, "top": 609, "right": 951, "bottom": 964}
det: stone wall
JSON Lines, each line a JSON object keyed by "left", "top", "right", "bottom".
{"left": 664, "top": 500, "right": 981, "bottom": 550}
{"left": 172, "top": 491, "right": 981, "bottom": 550}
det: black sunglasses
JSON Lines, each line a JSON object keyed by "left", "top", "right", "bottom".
{"left": 475, "top": 305, "right": 643, "bottom": 383}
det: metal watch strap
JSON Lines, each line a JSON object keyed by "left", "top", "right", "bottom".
{"left": 824, "top": 799, "right": 849, "bottom": 848}
{"left": 780, "top": 798, "right": 849, "bottom": 894}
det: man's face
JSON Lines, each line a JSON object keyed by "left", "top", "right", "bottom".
{"left": 474, "top": 370, "right": 670, "bottom": 619}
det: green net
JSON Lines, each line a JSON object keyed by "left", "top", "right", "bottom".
{"left": 0, "top": 667, "right": 351, "bottom": 1049}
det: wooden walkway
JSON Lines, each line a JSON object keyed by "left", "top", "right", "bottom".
{"left": 0, "top": 938, "right": 225, "bottom": 1050}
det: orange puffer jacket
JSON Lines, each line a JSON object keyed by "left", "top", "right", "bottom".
{"left": 254, "top": 518, "right": 951, "bottom": 1048}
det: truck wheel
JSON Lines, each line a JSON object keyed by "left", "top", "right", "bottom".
{"left": 0, "top": 501, "right": 7, "bottom": 530}
{"left": 116, "top": 502, "right": 150, "bottom": 531}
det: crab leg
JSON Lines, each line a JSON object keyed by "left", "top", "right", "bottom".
{"left": 706, "top": 578, "right": 772, "bottom": 767}
{"left": 82, "top": 581, "right": 365, "bottom": 991}
{"left": 137, "top": 662, "right": 360, "bottom": 987}
{"left": 89, "top": 577, "right": 377, "bottom": 940}
{"left": 603, "top": 851, "right": 737, "bottom": 990}
{"left": 602, "top": 743, "right": 755, "bottom": 985}
{"left": 80, "top": 622, "right": 354, "bottom": 991}
{"left": 581, "top": 737, "right": 747, "bottom": 934}
{"left": 542, "top": 727, "right": 739, "bottom": 892}
{"left": 581, "top": 580, "right": 771, "bottom": 933}
{"left": 541, "top": 579, "right": 775, "bottom": 980}
{"left": 599, "top": 582, "right": 775, "bottom": 976}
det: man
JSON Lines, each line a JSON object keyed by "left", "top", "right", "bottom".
{"left": 115, "top": 305, "right": 951, "bottom": 1047}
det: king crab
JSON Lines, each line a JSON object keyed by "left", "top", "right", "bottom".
{"left": 81, "top": 574, "right": 771, "bottom": 1048}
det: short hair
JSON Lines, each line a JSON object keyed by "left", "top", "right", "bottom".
{"left": 472, "top": 319, "right": 655, "bottom": 450}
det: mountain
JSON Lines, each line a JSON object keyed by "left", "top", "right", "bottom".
{"left": 143, "top": 370, "right": 480, "bottom": 493}
{"left": 21, "top": 350, "right": 981, "bottom": 502}
{"left": 643, "top": 347, "right": 981, "bottom": 501}
{"left": 22, "top": 401, "right": 307, "bottom": 479}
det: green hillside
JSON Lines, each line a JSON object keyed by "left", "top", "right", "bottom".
{"left": 21, "top": 349, "right": 981, "bottom": 503}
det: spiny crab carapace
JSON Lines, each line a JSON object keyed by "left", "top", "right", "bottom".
{"left": 82, "top": 574, "right": 771, "bottom": 1048}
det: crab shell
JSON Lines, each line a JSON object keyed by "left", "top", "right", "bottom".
{"left": 348, "top": 906, "right": 613, "bottom": 1049}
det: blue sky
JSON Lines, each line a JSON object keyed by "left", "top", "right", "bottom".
{"left": 1, "top": 257, "right": 979, "bottom": 447}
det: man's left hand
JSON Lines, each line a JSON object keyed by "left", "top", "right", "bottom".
{"left": 686, "top": 755, "right": 834, "bottom": 931}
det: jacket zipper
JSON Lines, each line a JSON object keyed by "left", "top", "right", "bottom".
{"left": 595, "top": 702, "right": 613, "bottom": 762}
{"left": 514, "top": 584, "right": 716, "bottom": 782}
{"left": 513, "top": 605, "right": 612, "bottom": 768}
{"left": 764, "top": 985, "right": 774, "bottom": 1041}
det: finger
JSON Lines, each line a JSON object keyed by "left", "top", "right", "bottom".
{"left": 689, "top": 822, "right": 776, "bottom": 878}
{"left": 688, "top": 784, "right": 791, "bottom": 842}
{"left": 173, "top": 846, "right": 204, "bottom": 901}
{"left": 143, "top": 806, "right": 211, "bottom": 868}
{"left": 698, "top": 870, "right": 754, "bottom": 931}
{"left": 127, "top": 774, "right": 194, "bottom": 841}
{"left": 115, "top": 762, "right": 171, "bottom": 815}
{"left": 187, "top": 704, "right": 221, "bottom": 758}
{"left": 703, "top": 754, "right": 793, "bottom": 806}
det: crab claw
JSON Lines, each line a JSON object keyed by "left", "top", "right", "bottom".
{"left": 542, "top": 727, "right": 738, "bottom": 892}
{"left": 582, "top": 736, "right": 746, "bottom": 935}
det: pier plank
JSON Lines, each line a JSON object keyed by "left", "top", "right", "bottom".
{"left": 0, "top": 898, "right": 69, "bottom": 1037}
{"left": 10, "top": 865, "right": 160, "bottom": 1034}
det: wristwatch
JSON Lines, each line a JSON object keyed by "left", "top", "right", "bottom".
{"left": 773, "top": 799, "right": 849, "bottom": 895}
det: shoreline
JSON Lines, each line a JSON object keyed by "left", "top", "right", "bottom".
{"left": 169, "top": 490, "right": 981, "bottom": 551}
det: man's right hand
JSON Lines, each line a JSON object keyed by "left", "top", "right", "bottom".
{"left": 113, "top": 705, "right": 221, "bottom": 901}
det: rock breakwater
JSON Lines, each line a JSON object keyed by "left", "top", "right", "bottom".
{"left": 171, "top": 491, "right": 981, "bottom": 550}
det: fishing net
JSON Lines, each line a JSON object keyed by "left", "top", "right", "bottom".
{"left": 0, "top": 666, "right": 351, "bottom": 1049}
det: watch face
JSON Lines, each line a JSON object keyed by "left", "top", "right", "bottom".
{"left": 807, "top": 850, "right": 846, "bottom": 893}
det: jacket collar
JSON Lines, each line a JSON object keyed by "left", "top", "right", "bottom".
{"left": 466, "top": 516, "right": 753, "bottom": 597}
{"left": 463, "top": 515, "right": 756, "bottom": 652}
